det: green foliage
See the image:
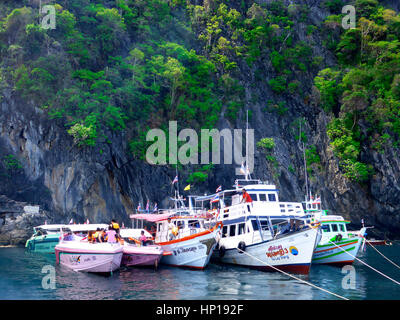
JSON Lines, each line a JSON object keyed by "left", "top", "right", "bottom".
{"left": 187, "top": 171, "right": 208, "bottom": 185}
{"left": 2, "top": 154, "right": 22, "bottom": 171}
{"left": 257, "top": 138, "right": 275, "bottom": 151}
{"left": 314, "top": 68, "right": 342, "bottom": 112}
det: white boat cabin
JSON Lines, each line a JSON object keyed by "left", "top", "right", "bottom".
{"left": 155, "top": 215, "right": 209, "bottom": 243}
{"left": 194, "top": 179, "right": 313, "bottom": 248}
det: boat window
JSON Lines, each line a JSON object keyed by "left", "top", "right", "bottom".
{"left": 251, "top": 220, "right": 259, "bottom": 231}
{"left": 222, "top": 226, "right": 228, "bottom": 238}
{"left": 339, "top": 224, "right": 345, "bottom": 232}
{"left": 249, "top": 194, "right": 257, "bottom": 201}
{"left": 268, "top": 194, "right": 277, "bottom": 202}
{"left": 331, "top": 224, "right": 338, "bottom": 232}
{"left": 259, "top": 220, "right": 269, "bottom": 230}
{"left": 189, "top": 220, "right": 200, "bottom": 228}
{"left": 177, "top": 221, "right": 184, "bottom": 228}
{"left": 229, "top": 225, "right": 236, "bottom": 237}
{"left": 238, "top": 223, "right": 246, "bottom": 235}
{"left": 259, "top": 194, "right": 267, "bottom": 201}
{"left": 322, "top": 224, "right": 330, "bottom": 232}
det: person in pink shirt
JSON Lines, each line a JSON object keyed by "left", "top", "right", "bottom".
{"left": 106, "top": 228, "right": 117, "bottom": 243}
{"left": 140, "top": 230, "right": 147, "bottom": 246}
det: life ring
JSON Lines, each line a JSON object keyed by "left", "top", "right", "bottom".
{"left": 219, "top": 245, "right": 226, "bottom": 258}
{"left": 237, "top": 241, "right": 246, "bottom": 253}
{"left": 336, "top": 234, "right": 343, "bottom": 242}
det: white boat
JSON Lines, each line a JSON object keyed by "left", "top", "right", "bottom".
{"left": 194, "top": 179, "right": 321, "bottom": 274}
{"left": 119, "top": 228, "right": 163, "bottom": 267}
{"left": 130, "top": 210, "right": 221, "bottom": 270}
{"left": 304, "top": 201, "right": 367, "bottom": 265}
{"left": 55, "top": 225, "right": 123, "bottom": 273}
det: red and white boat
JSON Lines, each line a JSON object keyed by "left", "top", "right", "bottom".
{"left": 55, "top": 226, "right": 123, "bottom": 273}
{"left": 130, "top": 210, "right": 221, "bottom": 270}
{"left": 119, "top": 228, "right": 163, "bottom": 268}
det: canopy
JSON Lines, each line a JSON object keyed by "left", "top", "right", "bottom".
{"left": 62, "top": 224, "right": 109, "bottom": 232}
{"left": 129, "top": 212, "right": 174, "bottom": 222}
{"left": 120, "top": 228, "right": 152, "bottom": 238}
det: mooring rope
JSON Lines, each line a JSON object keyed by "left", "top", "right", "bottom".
{"left": 326, "top": 238, "right": 400, "bottom": 286}
{"left": 362, "top": 237, "right": 400, "bottom": 271}
{"left": 236, "top": 236, "right": 349, "bottom": 301}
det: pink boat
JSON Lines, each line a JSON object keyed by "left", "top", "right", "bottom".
{"left": 120, "top": 229, "right": 163, "bottom": 268}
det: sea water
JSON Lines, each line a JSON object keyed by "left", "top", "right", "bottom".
{"left": 0, "top": 245, "right": 399, "bottom": 300}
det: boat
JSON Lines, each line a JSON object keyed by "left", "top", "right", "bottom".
{"left": 194, "top": 179, "right": 321, "bottom": 274}
{"left": 130, "top": 207, "right": 221, "bottom": 270}
{"left": 25, "top": 223, "right": 110, "bottom": 253}
{"left": 303, "top": 199, "right": 367, "bottom": 266}
{"left": 55, "top": 225, "right": 123, "bottom": 273}
{"left": 119, "top": 228, "right": 163, "bottom": 268}
{"left": 25, "top": 224, "right": 66, "bottom": 253}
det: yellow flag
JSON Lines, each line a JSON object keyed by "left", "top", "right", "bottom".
{"left": 184, "top": 184, "right": 190, "bottom": 191}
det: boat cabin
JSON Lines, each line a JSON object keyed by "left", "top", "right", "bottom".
{"left": 319, "top": 215, "right": 349, "bottom": 239}
{"left": 155, "top": 216, "right": 208, "bottom": 243}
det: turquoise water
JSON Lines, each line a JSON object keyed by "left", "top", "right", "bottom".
{"left": 0, "top": 245, "right": 399, "bottom": 300}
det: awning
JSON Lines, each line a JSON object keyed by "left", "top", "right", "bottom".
{"left": 129, "top": 212, "right": 174, "bottom": 222}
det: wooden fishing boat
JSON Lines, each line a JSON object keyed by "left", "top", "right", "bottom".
{"left": 130, "top": 211, "right": 221, "bottom": 270}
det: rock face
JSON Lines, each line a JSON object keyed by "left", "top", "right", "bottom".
{"left": 0, "top": 0, "right": 399, "bottom": 245}
{"left": 0, "top": 195, "right": 49, "bottom": 245}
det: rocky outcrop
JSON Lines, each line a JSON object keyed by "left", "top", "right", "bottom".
{"left": 0, "top": 195, "right": 49, "bottom": 245}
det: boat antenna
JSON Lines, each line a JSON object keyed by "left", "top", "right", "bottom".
{"left": 246, "top": 109, "right": 251, "bottom": 181}
{"left": 299, "top": 118, "right": 310, "bottom": 202}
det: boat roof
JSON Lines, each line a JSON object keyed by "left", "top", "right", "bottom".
{"left": 35, "top": 224, "right": 67, "bottom": 230}
{"left": 320, "top": 215, "right": 350, "bottom": 223}
{"left": 120, "top": 228, "right": 152, "bottom": 238}
{"left": 62, "top": 224, "right": 109, "bottom": 232}
{"left": 130, "top": 212, "right": 174, "bottom": 222}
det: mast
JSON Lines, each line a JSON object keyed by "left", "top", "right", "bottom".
{"left": 246, "top": 109, "right": 250, "bottom": 181}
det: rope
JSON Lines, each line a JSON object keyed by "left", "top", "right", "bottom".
{"left": 362, "top": 237, "right": 400, "bottom": 271}
{"left": 326, "top": 238, "right": 400, "bottom": 286}
{"left": 236, "top": 232, "right": 349, "bottom": 301}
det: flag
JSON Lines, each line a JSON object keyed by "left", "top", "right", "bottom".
{"left": 172, "top": 175, "right": 178, "bottom": 184}
{"left": 44, "top": 220, "right": 47, "bottom": 225}
{"left": 69, "top": 218, "right": 73, "bottom": 224}
{"left": 240, "top": 162, "right": 246, "bottom": 175}
{"left": 153, "top": 202, "right": 158, "bottom": 212}
{"left": 137, "top": 203, "right": 141, "bottom": 212}
{"left": 184, "top": 184, "right": 190, "bottom": 191}
{"left": 85, "top": 219, "right": 89, "bottom": 224}
{"left": 211, "top": 194, "right": 219, "bottom": 203}
{"left": 122, "top": 222, "right": 125, "bottom": 228}
{"left": 146, "top": 200, "right": 149, "bottom": 212}
{"left": 216, "top": 185, "right": 222, "bottom": 192}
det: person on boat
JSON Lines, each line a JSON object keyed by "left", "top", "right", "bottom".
{"left": 93, "top": 228, "right": 102, "bottom": 243}
{"left": 105, "top": 228, "right": 117, "bottom": 243}
{"left": 110, "top": 219, "right": 120, "bottom": 234}
{"left": 140, "top": 230, "right": 147, "bottom": 246}
{"left": 241, "top": 189, "right": 253, "bottom": 203}
{"left": 167, "top": 218, "right": 177, "bottom": 241}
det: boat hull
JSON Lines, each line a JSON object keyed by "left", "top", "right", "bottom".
{"left": 157, "top": 227, "right": 219, "bottom": 269}
{"left": 122, "top": 245, "right": 163, "bottom": 267}
{"left": 214, "top": 228, "right": 319, "bottom": 275}
{"left": 312, "top": 237, "right": 364, "bottom": 265}
{"left": 25, "top": 235, "right": 60, "bottom": 253}
{"left": 55, "top": 242, "right": 123, "bottom": 273}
